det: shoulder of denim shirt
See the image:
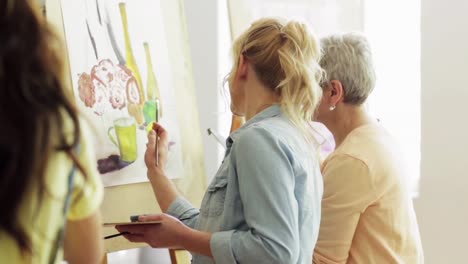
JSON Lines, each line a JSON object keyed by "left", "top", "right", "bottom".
{"left": 227, "top": 104, "right": 283, "bottom": 144}
{"left": 229, "top": 115, "right": 290, "bottom": 150}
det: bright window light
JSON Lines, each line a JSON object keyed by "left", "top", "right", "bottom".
{"left": 364, "top": 0, "right": 421, "bottom": 193}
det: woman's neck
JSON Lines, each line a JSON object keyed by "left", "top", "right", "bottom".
{"left": 244, "top": 85, "right": 280, "bottom": 121}
{"left": 245, "top": 103, "right": 278, "bottom": 120}
{"left": 329, "top": 105, "right": 376, "bottom": 148}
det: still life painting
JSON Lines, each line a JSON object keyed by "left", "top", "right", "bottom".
{"left": 61, "top": 0, "right": 183, "bottom": 186}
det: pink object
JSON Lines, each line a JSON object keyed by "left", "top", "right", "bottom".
{"left": 77, "top": 59, "right": 139, "bottom": 115}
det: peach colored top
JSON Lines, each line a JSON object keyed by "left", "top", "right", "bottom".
{"left": 313, "top": 124, "right": 424, "bottom": 264}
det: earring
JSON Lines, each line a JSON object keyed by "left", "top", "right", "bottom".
{"left": 329, "top": 105, "right": 336, "bottom": 111}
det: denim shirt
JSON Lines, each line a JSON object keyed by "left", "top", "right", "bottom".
{"left": 167, "top": 105, "right": 323, "bottom": 264}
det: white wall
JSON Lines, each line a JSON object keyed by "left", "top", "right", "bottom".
{"left": 184, "top": 0, "right": 232, "bottom": 182}
{"left": 416, "top": 0, "right": 468, "bottom": 262}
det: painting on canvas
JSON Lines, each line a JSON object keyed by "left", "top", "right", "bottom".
{"left": 61, "top": 0, "right": 183, "bottom": 186}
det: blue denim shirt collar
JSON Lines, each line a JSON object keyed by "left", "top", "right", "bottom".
{"left": 226, "top": 104, "right": 281, "bottom": 148}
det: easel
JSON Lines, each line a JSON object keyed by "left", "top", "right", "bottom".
{"left": 46, "top": 0, "right": 207, "bottom": 263}
{"left": 100, "top": 249, "right": 190, "bottom": 264}
{"left": 169, "top": 249, "right": 191, "bottom": 264}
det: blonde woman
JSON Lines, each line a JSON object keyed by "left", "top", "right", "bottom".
{"left": 312, "top": 33, "right": 423, "bottom": 263}
{"left": 117, "top": 18, "right": 324, "bottom": 263}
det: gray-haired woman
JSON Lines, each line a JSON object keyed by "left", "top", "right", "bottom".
{"left": 313, "top": 33, "right": 424, "bottom": 264}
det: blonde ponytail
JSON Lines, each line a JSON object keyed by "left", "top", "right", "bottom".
{"left": 277, "top": 22, "right": 323, "bottom": 144}
{"left": 229, "top": 18, "right": 323, "bottom": 144}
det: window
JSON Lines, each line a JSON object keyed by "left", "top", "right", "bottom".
{"left": 364, "top": 0, "right": 421, "bottom": 193}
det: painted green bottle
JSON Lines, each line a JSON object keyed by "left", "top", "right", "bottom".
{"left": 120, "top": 3, "right": 144, "bottom": 125}
{"left": 143, "top": 42, "right": 163, "bottom": 124}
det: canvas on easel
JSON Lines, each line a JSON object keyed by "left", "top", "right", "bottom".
{"left": 59, "top": 0, "right": 184, "bottom": 187}
{"left": 47, "top": 0, "right": 207, "bottom": 253}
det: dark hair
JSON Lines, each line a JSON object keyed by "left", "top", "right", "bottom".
{"left": 0, "top": 0, "right": 85, "bottom": 253}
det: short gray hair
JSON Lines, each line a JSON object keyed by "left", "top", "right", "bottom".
{"left": 320, "top": 32, "right": 376, "bottom": 105}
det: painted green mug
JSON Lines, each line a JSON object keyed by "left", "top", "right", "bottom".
{"left": 107, "top": 117, "right": 138, "bottom": 162}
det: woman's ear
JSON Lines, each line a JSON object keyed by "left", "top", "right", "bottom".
{"left": 329, "top": 80, "right": 345, "bottom": 105}
{"left": 237, "top": 55, "right": 248, "bottom": 79}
